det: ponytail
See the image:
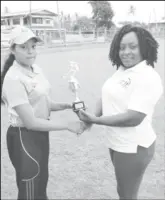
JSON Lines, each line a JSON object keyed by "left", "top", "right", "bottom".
{"left": 1, "top": 52, "right": 15, "bottom": 104}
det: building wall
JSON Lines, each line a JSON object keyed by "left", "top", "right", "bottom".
{"left": 149, "top": 23, "right": 165, "bottom": 38}
{"left": 31, "top": 16, "right": 54, "bottom": 27}
{"left": 149, "top": 23, "right": 165, "bottom": 31}
{"left": 1, "top": 15, "right": 57, "bottom": 28}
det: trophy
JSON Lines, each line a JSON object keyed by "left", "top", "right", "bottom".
{"left": 63, "top": 61, "right": 86, "bottom": 112}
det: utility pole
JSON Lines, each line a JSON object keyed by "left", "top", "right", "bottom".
{"left": 29, "top": 1, "right": 32, "bottom": 29}
{"left": 56, "top": 1, "right": 61, "bottom": 40}
{"left": 148, "top": 11, "right": 151, "bottom": 31}
{"left": 153, "top": 8, "right": 157, "bottom": 31}
{"left": 148, "top": 11, "right": 151, "bottom": 24}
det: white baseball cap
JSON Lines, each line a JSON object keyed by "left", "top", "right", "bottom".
{"left": 9, "top": 25, "right": 42, "bottom": 46}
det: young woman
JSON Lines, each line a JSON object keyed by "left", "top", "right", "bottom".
{"left": 77, "top": 24, "right": 163, "bottom": 199}
{"left": 1, "top": 26, "right": 82, "bottom": 200}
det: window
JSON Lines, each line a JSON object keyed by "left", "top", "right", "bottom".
{"left": 23, "top": 17, "right": 28, "bottom": 25}
{"left": 13, "top": 18, "right": 20, "bottom": 25}
{"left": 1, "top": 20, "right": 6, "bottom": 25}
{"left": 7, "top": 19, "right": 10, "bottom": 25}
{"left": 32, "top": 18, "right": 43, "bottom": 24}
{"left": 45, "top": 19, "right": 50, "bottom": 24}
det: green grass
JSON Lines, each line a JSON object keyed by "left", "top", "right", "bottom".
{"left": 1, "top": 40, "right": 165, "bottom": 199}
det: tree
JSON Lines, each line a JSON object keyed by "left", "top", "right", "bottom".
{"left": 62, "top": 13, "right": 72, "bottom": 31}
{"left": 76, "top": 16, "right": 94, "bottom": 31}
{"left": 88, "top": 1, "right": 114, "bottom": 36}
{"left": 128, "top": 5, "right": 136, "bottom": 22}
{"left": 60, "top": 11, "right": 64, "bottom": 28}
{"left": 72, "top": 24, "right": 79, "bottom": 31}
{"left": 128, "top": 5, "right": 136, "bottom": 16}
{"left": 4, "top": 6, "right": 10, "bottom": 14}
{"left": 75, "top": 12, "right": 79, "bottom": 22}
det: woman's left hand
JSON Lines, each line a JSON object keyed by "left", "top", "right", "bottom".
{"left": 77, "top": 109, "right": 95, "bottom": 123}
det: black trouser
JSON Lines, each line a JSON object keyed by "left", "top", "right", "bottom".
{"left": 7, "top": 126, "right": 49, "bottom": 200}
{"left": 109, "top": 142, "right": 155, "bottom": 200}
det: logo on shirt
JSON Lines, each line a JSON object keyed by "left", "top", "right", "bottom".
{"left": 31, "top": 81, "right": 37, "bottom": 88}
{"left": 119, "top": 78, "right": 131, "bottom": 88}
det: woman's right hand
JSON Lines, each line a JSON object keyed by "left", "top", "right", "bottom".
{"left": 67, "top": 121, "right": 85, "bottom": 135}
{"left": 81, "top": 122, "right": 93, "bottom": 132}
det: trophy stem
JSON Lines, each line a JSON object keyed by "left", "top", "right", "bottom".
{"left": 75, "top": 92, "right": 80, "bottom": 102}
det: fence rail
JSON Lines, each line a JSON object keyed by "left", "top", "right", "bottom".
{"left": 1, "top": 28, "right": 165, "bottom": 49}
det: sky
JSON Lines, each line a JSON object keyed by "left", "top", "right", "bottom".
{"left": 1, "top": 1, "right": 165, "bottom": 24}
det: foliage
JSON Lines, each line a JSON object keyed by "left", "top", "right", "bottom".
{"left": 88, "top": 1, "right": 114, "bottom": 30}
{"left": 4, "top": 6, "right": 10, "bottom": 13}
{"left": 74, "top": 16, "right": 94, "bottom": 31}
{"left": 128, "top": 5, "right": 136, "bottom": 15}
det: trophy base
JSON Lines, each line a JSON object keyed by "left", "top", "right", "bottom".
{"left": 72, "top": 101, "right": 85, "bottom": 112}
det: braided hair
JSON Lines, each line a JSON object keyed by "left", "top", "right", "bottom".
{"left": 109, "top": 24, "right": 159, "bottom": 69}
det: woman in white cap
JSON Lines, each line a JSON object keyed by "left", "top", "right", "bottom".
{"left": 1, "top": 26, "right": 82, "bottom": 200}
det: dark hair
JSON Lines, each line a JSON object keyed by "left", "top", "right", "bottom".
{"left": 1, "top": 47, "right": 15, "bottom": 104}
{"left": 109, "top": 24, "right": 159, "bottom": 69}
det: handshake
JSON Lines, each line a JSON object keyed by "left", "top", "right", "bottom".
{"left": 64, "top": 103, "right": 94, "bottom": 135}
{"left": 67, "top": 120, "right": 93, "bottom": 136}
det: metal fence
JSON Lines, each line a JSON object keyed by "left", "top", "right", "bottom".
{"left": 1, "top": 27, "right": 165, "bottom": 49}
{"left": 38, "top": 29, "right": 118, "bottom": 45}
{"left": 31, "top": 28, "right": 165, "bottom": 45}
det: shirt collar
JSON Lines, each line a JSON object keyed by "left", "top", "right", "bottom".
{"left": 119, "top": 60, "right": 148, "bottom": 73}
{"left": 13, "top": 60, "right": 40, "bottom": 77}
